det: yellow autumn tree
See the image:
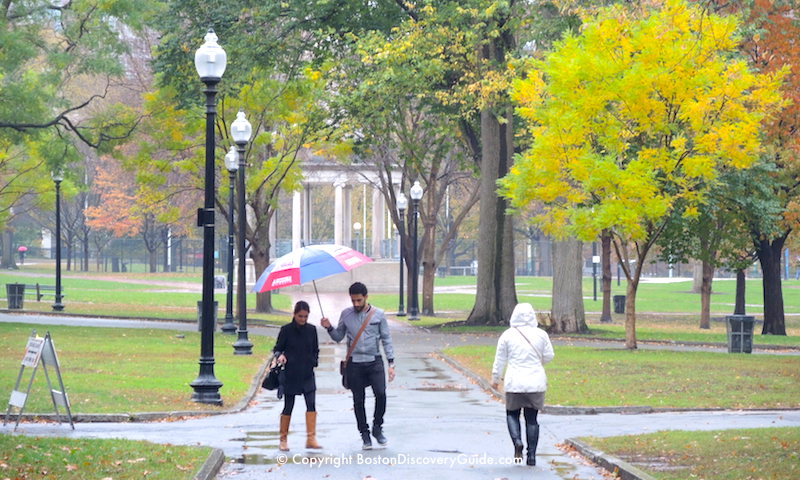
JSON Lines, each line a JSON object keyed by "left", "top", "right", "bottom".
{"left": 501, "top": 0, "right": 786, "bottom": 349}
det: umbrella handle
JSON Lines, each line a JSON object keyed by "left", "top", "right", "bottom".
{"left": 313, "top": 280, "right": 325, "bottom": 318}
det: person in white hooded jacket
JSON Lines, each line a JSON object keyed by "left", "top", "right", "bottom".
{"left": 491, "top": 303, "right": 555, "bottom": 466}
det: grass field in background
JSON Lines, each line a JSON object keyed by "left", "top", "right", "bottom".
{"left": 7, "top": 266, "right": 800, "bottom": 317}
{"left": 0, "top": 322, "right": 272, "bottom": 414}
{"left": 444, "top": 344, "right": 800, "bottom": 409}
{"left": 0, "top": 270, "right": 293, "bottom": 321}
{"left": 0, "top": 434, "right": 212, "bottom": 480}
{"left": 580, "top": 427, "right": 800, "bottom": 480}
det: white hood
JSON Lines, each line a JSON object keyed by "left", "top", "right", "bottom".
{"left": 509, "top": 303, "right": 538, "bottom": 328}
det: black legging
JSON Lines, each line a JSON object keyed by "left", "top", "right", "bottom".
{"left": 281, "top": 391, "right": 316, "bottom": 416}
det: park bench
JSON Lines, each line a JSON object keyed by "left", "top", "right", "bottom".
{"left": 22, "top": 283, "right": 62, "bottom": 301}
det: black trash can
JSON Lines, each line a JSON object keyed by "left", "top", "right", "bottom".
{"left": 6, "top": 283, "right": 25, "bottom": 309}
{"left": 726, "top": 314, "right": 754, "bottom": 354}
{"left": 197, "top": 300, "right": 219, "bottom": 332}
{"left": 613, "top": 295, "right": 626, "bottom": 314}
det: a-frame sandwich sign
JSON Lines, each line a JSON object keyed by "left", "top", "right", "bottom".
{"left": 4, "top": 330, "right": 74, "bottom": 431}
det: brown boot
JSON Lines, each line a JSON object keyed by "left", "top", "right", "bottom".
{"left": 279, "top": 414, "right": 291, "bottom": 451}
{"left": 305, "top": 411, "right": 322, "bottom": 449}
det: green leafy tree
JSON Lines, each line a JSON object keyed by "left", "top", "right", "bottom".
{"left": 501, "top": 0, "right": 785, "bottom": 348}
{"left": 657, "top": 169, "right": 760, "bottom": 328}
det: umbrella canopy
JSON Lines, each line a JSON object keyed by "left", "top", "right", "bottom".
{"left": 253, "top": 244, "right": 373, "bottom": 293}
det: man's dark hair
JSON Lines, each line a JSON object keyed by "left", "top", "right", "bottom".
{"left": 349, "top": 282, "right": 368, "bottom": 296}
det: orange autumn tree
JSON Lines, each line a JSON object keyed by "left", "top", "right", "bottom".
{"left": 85, "top": 154, "right": 181, "bottom": 272}
{"left": 85, "top": 157, "right": 140, "bottom": 238}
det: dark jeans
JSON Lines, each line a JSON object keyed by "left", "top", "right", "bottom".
{"left": 347, "top": 359, "right": 386, "bottom": 433}
{"left": 281, "top": 390, "right": 316, "bottom": 416}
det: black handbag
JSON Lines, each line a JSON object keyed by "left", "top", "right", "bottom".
{"left": 262, "top": 354, "right": 283, "bottom": 390}
{"left": 339, "top": 359, "right": 349, "bottom": 389}
{"left": 340, "top": 307, "right": 375, "bottom": 390}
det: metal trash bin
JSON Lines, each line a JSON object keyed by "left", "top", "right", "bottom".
{"left": 6, "top": 283, "right": 25, "bottom": 309}
{"left": 613, "top": 295, "right": 626, "bottom": 314}
{"left": 726, "top": 314, "right": 754, "bottom": 354}
{"left": 197, "top": 300, "right": 219, "bottom": 332}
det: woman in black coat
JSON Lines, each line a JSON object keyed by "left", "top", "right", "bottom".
{"left": 275, "top": 300, "right": 321, "bottom": 451}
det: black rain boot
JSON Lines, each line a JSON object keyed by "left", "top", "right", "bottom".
{"left": 525, "top": 422, "right": 540, "bottom": 466}
{"left": 506, "top": 410, "right": 524, "bottom": 463}
{"left": 372, "top": 426, "right": 388, "bottom": 446}
{"left": 361, "top": 430, "right": 373, "bottom": 450}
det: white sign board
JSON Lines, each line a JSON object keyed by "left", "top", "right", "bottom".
{"left": 21, "top": 336, "right": 44, "bottom": 368}
{"left": 5, "top": 332, "right": 73, "bottom": 431}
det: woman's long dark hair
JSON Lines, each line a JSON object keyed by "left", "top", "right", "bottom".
{"left": 294, "top": 300, "right": 310, "bottom": 315}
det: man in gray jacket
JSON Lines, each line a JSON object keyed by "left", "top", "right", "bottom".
{"left": 321, "top": 282, "right": 395, "bottom": 449}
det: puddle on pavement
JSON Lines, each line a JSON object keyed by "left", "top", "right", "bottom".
{"left": 410, "top": 384, "right": 470, "bottom": 392}
{"left": 548, "top": 457, "right": 578, "bottom": 476}
{"left": 233, "top": 453, "right": 279, "bottom": 465}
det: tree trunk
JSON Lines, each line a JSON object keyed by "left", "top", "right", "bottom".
{"left": 756, "top": 237, "right": 787, "bottom": 335}
{"left": 466, "top": 104, "right": 517, "bottom": 324}
{"left": 550, "top": 239, "right": 587, "bottom": 333}
{"left": 421, "top": 219, "right": 437, "bottom": 316}
{"left": 625, "top": 278, "right": 639, "bottom": 349}
{"left": 162, "top": 228, "right": 169, "bottom": 273}
{"left": 692, "top": 260, "right": 702, "bottom": 293}
{"left": 600, "top": 230, "right": 612, "bottom": 323}
{"left": 538, "top": 235, "right": 552, "bottom": 276}
{"left": 734, "top": 269, "right": 746, "bottom": 315}
{"left": 0, "top": 230, "right": 17, "bottom": 270}
{"left": 699, "top": 259, "right": 714, "bottom": 329}
{"left": 82, "top": 232, "right": 90, "bottom": 271}
{"left": 148, "top": 248, "right": 157, "bottom": 273}
{"left": 253, "top": 245, "right": 273, "bottom": 313}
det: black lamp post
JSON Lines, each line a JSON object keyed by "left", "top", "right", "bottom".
{"left": 52, "top": 171, "right": 65, "bottom": 312}
{"left": 408, "top": 181, "right": 423, "bottom": 320}
{"left": 396, "top": 193, "right": 407, "bottom": 316}
{"left": 190, "top": 28, "right": 226, "bottom": 405}
{"left": 221, "top": 146, "right": 238, "bottom": 334}
{"left": 231, "top": 110, "right": 253, "bottom": 355}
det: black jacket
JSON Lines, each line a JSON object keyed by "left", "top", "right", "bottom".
{"left": 274, "top": 321, "right": 319, "bottom": 395}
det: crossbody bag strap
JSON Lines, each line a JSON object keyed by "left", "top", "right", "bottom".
{"left": 345, "top": 306, "right": 376, "bottom": 362}
{"left": 514, "top": 326, "right": 537, "bottom": 351}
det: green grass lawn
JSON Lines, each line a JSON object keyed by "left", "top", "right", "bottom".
{"left": 0, "top": 434, "right": 212, "bottom": 480}
{"left": 0, "top": 270, "right": 294, "bottom": 321}
{"left": 0, "top": 323, "right": 272, "bottom": 414}
{"left": 444, "top": 344, "right": 800, "bottom": 409}
{"left": 580, "top": 427, "right": 800, "bottom": 480}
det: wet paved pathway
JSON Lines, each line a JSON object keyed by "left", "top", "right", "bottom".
{"left": 2, "top": 299, "right": 799, "bottom": 479}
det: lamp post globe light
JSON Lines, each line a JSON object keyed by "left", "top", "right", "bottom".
{"left": 396, "top": 193, "right": 407, "bottom": 316}
{"left": 190, "top": 28, "right": 226, "bottom": 405}
{"left": 231, "top": 110, "right": 253, "bottom": 355}
{"left": 408, "top": 181, "right": 423, "bottom": 320}
{"left": 221, "top": 147, "right": 238, "bottom": 334}
{"left": 51, "top": 171, "right": 65, "bottom": 312}
{"left": 353, "top": 222, "right": 362, "bottom": 251}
